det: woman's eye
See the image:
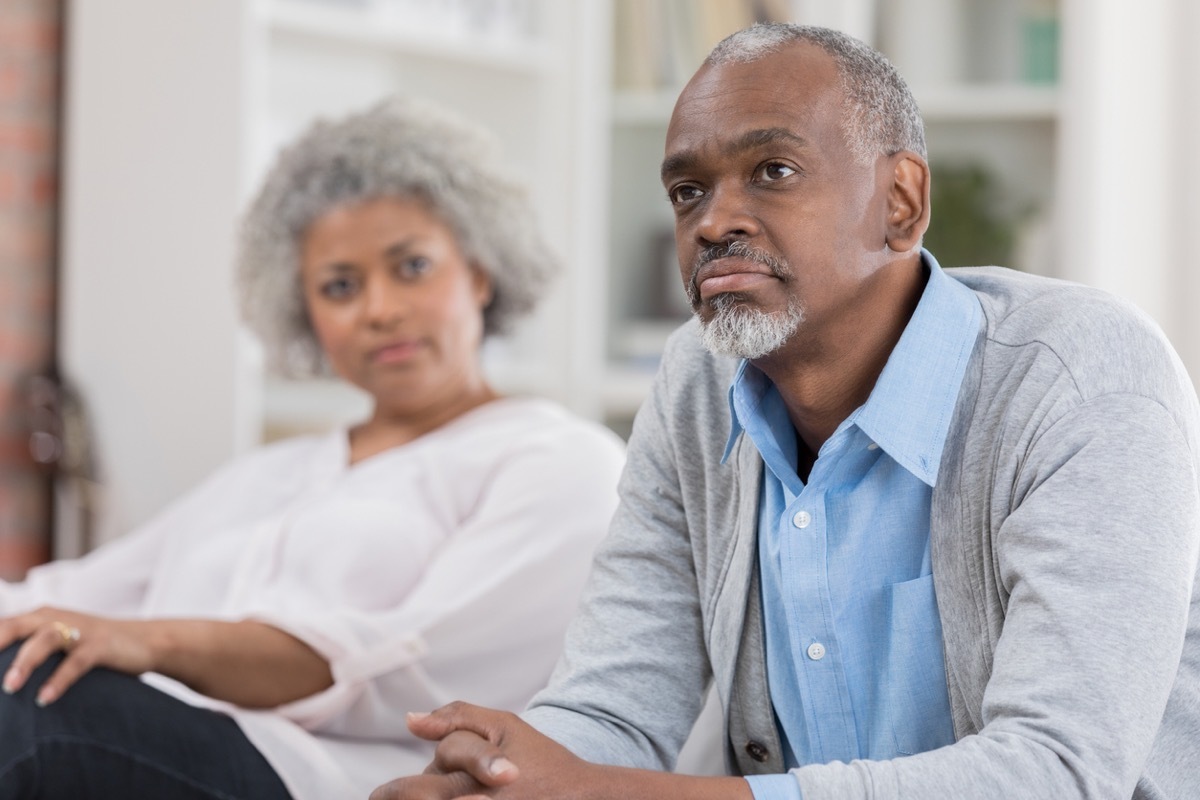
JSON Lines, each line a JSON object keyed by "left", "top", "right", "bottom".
{"left": 398, "top": 256, "right": 432, "bottom": 278}
{"left": 320, "top": 276, "right": 358, "bottom": 299}
{"left": 757, "top": 163, "right": 797, "bottom": 181}
{"left": 669, "top": 185, "right": 703, "bottom": 205}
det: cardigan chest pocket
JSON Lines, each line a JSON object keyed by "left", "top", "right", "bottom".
{"left": 880, "top": 573, "right": 957, "bottom": 756}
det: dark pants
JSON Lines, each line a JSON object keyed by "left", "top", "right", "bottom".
{"left": 0, "top": 643, "right": 292, "bottom": 799}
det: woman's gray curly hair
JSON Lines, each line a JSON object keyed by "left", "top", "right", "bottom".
{"left": 237, "top": 96, "right": 558, "bottom": 377}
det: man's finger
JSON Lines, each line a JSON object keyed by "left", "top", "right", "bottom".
{"left": 432, "top": 730, "right": 519, "bottom": 787}
{"left": 408, "top": 701, "right": 514, "bottom": 742}
{"left": 369, "top": 771, "right": 489, "bottom": 800}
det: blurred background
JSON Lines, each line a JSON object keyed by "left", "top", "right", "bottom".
{"left": 1, "top": 0, "right": 1197, "bottom": 577}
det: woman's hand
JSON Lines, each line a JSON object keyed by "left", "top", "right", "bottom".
{"left": 0, "top": 607, "right": 159, "bottom": 706}
{"left": 0, "top": 611, "right": 333, "bottom": 709}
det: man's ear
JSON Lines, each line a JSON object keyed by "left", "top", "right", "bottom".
{"left": 884, "top": 153, "right": 930, "bottom": 253}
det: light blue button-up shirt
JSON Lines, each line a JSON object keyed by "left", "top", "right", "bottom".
{"left": 737, "top": 253, "right": 982, "bottom": 800}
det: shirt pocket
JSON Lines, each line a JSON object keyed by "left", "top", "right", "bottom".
{"left": 881, "top": 573, "right": 956, "bottom": 756}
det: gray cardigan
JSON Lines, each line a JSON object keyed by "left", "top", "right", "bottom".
{"left": 525, "top": 267, "right": 1200, "bottom": 799}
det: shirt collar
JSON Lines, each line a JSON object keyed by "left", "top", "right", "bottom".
{"left": 723, "top": 359, "right": 763, "bottom": 464}
{"left": 723, "top": 250, "right": 982, "bottom": 486}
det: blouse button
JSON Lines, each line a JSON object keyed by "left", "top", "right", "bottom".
{"left": 745, "top": 740, "right": 770, "bottom": 763}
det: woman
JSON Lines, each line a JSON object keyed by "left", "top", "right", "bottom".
{"left": 0, "top": 98, "right": 625, "bottom": 799}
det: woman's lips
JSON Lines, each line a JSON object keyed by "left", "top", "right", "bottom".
{"left": 371, "top": 340, "right": 424, "bottom": 365}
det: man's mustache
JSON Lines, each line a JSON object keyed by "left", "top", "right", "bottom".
{"left": 686, "top": 241, "right": 791, "bottom": 307}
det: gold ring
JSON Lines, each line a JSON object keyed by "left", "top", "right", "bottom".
{"left": 51, "top": 621, "right": 81, "bottom": 649}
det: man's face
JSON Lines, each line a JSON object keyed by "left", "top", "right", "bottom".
{"left": 661, "top": 43, "right": 894, "bottom": 360}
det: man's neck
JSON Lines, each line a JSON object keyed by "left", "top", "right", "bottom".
{"left": 754, "top": 256, "right": 928, "bottom": 470}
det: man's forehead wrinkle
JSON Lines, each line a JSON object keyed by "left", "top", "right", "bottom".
{"left": 725, "top": 127, "right": 810, "bottom": 154}
{"left": 661, "top": 126, "right": 810, "bottom": 182}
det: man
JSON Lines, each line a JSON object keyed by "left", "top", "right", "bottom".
{"left": 373, "top": 23, "right": 1200, "bottom": 800}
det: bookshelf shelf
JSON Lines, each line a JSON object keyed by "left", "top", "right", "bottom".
{"left": 611, "top": 83, "right": 1058, "bottom": 128}
{"left": 265, "top": 0, "right": 550, "bottom": 75}
{"left": 598, "top": 0, "right": 1066, "bottom": 432}
{"left": 914, "top": 84, "right": 1059, "bottom": 121}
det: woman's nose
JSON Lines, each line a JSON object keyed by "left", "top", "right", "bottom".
{"left": 363, "top": 279, "right": 409, "bottom": 328}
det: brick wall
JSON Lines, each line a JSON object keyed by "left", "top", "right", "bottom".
{"left": 0, "top": 0, "right": 61, "bottom": 579}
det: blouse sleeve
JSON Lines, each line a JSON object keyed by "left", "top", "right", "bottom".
{"left": 0, "top": 440, "right": 310, "bottom": 619}
{"left": 247, "top": 425, "right": 626, "bottom": 742}
{"left": 0, "top": 515, "right": 166, "bottom": 617}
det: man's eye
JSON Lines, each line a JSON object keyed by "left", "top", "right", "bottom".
{"left": 669, "top": 185, "right": 703, "bottom": 204}
{"left": 757, "top": 163, "right": 797, "bottom": 181}
{"left": 320, "top": 276, "right": 358, "bottom": 299}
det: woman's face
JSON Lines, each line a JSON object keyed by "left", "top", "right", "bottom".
{"left": 300, "top": 196, "right": 492, "bottom": 417}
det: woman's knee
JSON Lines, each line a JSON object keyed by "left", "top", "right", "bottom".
{"left": 0, "top": 644, "right": 41, "bottom": 796}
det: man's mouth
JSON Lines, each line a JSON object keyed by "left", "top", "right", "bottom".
{"left": 688, "top": 242, "right": 789, "bottom": 305}
{"left": 694, "top": 263, "right": 779, "bottom": 301}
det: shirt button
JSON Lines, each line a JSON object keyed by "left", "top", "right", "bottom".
{"left": 867, "top": 442, "right": 879, "bottom": 451}
{"left": 792, "top": 510, "right": 811, "bottom": 528}
{"left": 807, "top": 642, "right": 826, "bottom": 661}
{"left": 745, "top": 740, "right": 770, "bottom": 763}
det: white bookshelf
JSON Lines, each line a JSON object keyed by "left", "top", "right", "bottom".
{"left": 596, "top": 0, "right": 1067, "bottom": 431}
{"left": 263, "top": 1, "right": 549, "bottom": 73}
{"left": 59, "top": 0, "right": 1198, "bottom": 550}
{"left": 249, "top": 0, "right": 1069, "bottom": 437}
{"left": 915, "top": 85, "right": 1059, "bottom": 121}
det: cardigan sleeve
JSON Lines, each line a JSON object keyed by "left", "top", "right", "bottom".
{"left": 522, "top": 349, "right": 717, "bottom": 771}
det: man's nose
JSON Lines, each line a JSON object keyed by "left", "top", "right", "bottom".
{"left": 695, "top": 183, "right": 760, "bottom": 245}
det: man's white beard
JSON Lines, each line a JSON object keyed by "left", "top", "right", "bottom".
{"left": 698, "top": 293, "right": 804, "bottom": 359}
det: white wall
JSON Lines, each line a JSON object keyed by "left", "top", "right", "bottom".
{"left": 57, "top": 0, "right": 1200, "bottom": 547}
{"left": 1168, "top": 0, "right": 1200, "bottom": 379}
{"left": 1058, "top": 0, "right": 1200, "bottom": 383}
{"left": 60, "top": 0, "right": 255, "bottom": 544}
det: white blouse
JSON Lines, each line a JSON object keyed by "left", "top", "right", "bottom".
{"left": 0, "top": 397, "right": 626, "bottom": 799}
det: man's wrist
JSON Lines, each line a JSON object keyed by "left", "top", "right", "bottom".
{"left": 744, "top": 772, "right": 803, "bottom": 800}
{"left": 584, "top": 765, "right": 756, "bottom": 800}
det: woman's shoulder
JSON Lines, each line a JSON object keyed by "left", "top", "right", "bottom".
{"left": 195, "top": 430, "right": 344, "bottom": 494}
{"left": 231, "top": 430, "right": 339, "bottom": 468}
{"left": 455, "top": 396, "right": 625, "bottom": 454}
{"left": 421, "top": 397, "right": 626, "bottom": 486}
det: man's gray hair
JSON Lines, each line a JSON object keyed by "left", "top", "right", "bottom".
{"left": 706, "top": 23, "right": 926, "bottom": 165}
{"left": 237, "top": 96, "right": 557, "bottom": 377}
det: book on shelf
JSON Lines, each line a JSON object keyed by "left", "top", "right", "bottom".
{"left": 613, "top": 0, "right": 789, "bottom": 92}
